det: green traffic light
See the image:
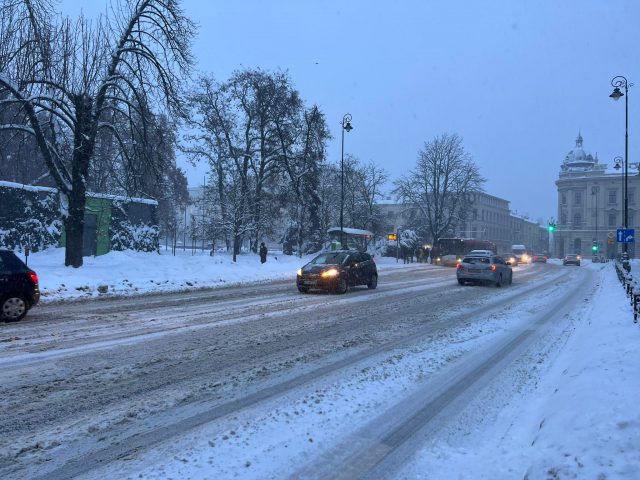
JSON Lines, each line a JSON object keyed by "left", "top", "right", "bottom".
{"left": 548, "top": 225, "right": 555, "bottom": 232}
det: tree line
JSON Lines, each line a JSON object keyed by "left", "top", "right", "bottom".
{"left": 0, "top": 0, "right": 482, "bottom": 267}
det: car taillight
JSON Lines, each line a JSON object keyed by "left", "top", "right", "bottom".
{"left": 456, "top": 263, "right": 463, "bottom": 269}
{"left": 28, "top": 271, "right": 38, "bottom": 285}
{"left": 490, "top": 265, "right": 497, "bottom": 271}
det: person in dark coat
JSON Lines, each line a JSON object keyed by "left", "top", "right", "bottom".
{"left": 259, "top": 242, "right": 268, "bottom": 263}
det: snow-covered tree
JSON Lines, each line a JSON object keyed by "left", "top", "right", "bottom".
{"left": 0, "top": 0, "right": 195, "bottom": 267}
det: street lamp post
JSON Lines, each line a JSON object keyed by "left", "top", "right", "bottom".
{"left": 340, "top": 113, "right": 353, "bottom": 249}
{"left": 610, "top": 76, "right": 631, "bottom": 271}
{"left": 591, "top": 186, "right": 599, "bottom": 255}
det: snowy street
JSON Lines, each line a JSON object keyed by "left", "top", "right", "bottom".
{"left": 3, "top": 261, "right": 636, "bottom": 479}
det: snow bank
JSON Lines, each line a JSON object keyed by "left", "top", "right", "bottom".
{"left": 21, "top": 248, "right": 422, "bottom": 302}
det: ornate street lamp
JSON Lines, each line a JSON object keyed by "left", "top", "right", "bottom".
{"left": 340, "top": 113, "right": 353, "bottom": 249}
{"left": 610, "top": 76, "right": 632, "bottom": 271}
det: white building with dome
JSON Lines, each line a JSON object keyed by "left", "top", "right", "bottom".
{"left": 554, "top": 133, "right": 638, "bottom": 258}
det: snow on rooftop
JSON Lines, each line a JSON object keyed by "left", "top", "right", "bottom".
{"left": 0, "top": 181, "right": 158, "bottom": 205}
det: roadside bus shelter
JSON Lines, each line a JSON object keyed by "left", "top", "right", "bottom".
{"left": 327, "top": 227, "right": 374, "bottom": 252}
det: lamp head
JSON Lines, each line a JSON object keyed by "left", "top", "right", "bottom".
{"left": 610, "top": 87, "right": 624, "bottom": 101}
{"left": 343, "top": 121, "right": 353, "bottom": 132}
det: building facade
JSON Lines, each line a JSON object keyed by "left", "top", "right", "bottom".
{"left": 377, "top": 192, "right": 546, "bottom": 255}
{"left": 554, "top": 133, "right": 638, "bottom": 259}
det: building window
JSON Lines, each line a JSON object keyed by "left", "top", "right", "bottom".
{"left": 629, "top": 213, "right": 635, "bottom": 227}
{"left": 561, "top": 192, "right": 567, "bottom": 205}
{"left": 561, "top": 212, "right": 567, "bottom": 225}
{"left": 575, "top": 192, "right": 582, "bottom": 205}
{"left": 609, "top": 213, "right": 616, "bottom": 227}
{"left": 573, "top": 213, "right": 582, "bottom": 226}
{"left": 608, "top": 190, "right": 617, "bottom": 205}
{"left": 629, "top": 189, "right": 635, "bottom": 205}
{"left": 472, "top": 209, "right": 478, "bottom": 220}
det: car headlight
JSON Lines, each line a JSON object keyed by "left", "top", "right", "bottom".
{"left": 297, "top": 268, "right": 303, "bottom": 276}
{"left": 321, "top": 268, "right": 339, "bottom": 278}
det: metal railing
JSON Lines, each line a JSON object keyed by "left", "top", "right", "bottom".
{"left": 615, "top": 260, "right": 639, "bottom": 323}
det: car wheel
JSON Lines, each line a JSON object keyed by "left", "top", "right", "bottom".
{"left": 297, "top": 286, "right": 309, "bottom": 293}
{"left": 1, "top": 295, "right": 28, "bottom": 322}
{"left": 495, "top": 273, "right": 503, "bottom": 288}
{"left": 335, "top": 278, "right": 348, "bottom": 294}
{"left": 367, "top": 274, "right": 378, "bottom": 289}
{"left": 458, "top": 279, "right": 465, "bottom": 285}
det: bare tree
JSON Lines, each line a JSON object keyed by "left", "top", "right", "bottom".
{"left": 184, "top": 69, "right": 329, "bottom": 258}
{"left": 393, "top": 133, "right": 484, "bottom": 242}
{"left": 0, "top": 0, "right": 195, "bottom": 266}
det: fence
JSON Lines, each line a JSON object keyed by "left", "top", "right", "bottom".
{"left": 614, "top": 261, "right": 640, "bottom": 323}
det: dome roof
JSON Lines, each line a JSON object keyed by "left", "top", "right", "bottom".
{"left": 563, "top": 132, "right": 595, "bottom": 167}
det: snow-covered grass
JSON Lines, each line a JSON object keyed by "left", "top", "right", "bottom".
{"left": 22, "top": 247, "right": 426, "bottom": 302}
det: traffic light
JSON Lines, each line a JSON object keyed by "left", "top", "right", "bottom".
{"left": 548, "top": 223, "right": 556, "bottom": 232}
{"left": 592, "top": 240, "right": 598, "bottom": 252}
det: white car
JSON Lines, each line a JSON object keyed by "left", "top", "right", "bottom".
{"left": 468, "top": 249, "right": 494, "bottom": 256}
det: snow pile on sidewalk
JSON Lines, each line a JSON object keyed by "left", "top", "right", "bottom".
{"left": 21, "top": 247, "right": 423, "bottom": 302}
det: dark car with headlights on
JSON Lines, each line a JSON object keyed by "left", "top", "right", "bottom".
{"left": 563, "top": 254, "right": 581, "bottom": 266}
{"left": 1, "top": 250, "right": 40, "bottom": 321}
{"left": 296, "top": 251, "right": 377, "bottom": 294}
{"left": 501, "top": 253, "right": 518, "bottom": 267}
{"left": 456, "top": 253, "right": 513, "bottom": 287}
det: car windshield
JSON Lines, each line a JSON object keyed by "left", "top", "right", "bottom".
{"left": 462, "top": 256, "right": 490, "bottom": 264}
{"left": 309, "top": 252, "right": 349, "bottom": 265}
{"left": 566, "top": 255, "right": 578, "bottom": 259}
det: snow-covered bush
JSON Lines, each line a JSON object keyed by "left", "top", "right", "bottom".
{"left": 0, "top": 183, "right": 62, "bottom": 252}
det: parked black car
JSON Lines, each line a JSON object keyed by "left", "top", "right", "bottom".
{"left": 0, "top": 250, "right": 40, "bottom": 321}
{"left": 296, "top": 250, "right": 378, "bottom": 294}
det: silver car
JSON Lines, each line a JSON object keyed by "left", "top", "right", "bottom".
{"left": 456, "top": 254, "right": 513, "bottom": 287}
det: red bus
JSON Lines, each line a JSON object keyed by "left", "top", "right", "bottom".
{"left": 431, "top": 238, "right": 497, "bottom": 266}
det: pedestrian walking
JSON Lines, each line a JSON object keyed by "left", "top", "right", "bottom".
{"left": 259, "top": 242, "right": 268, "bottom": 263}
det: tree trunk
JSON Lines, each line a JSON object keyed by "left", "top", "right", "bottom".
{"left": 63, "top": 187, "right": 87, "bottom": 267}
{"left": 64, "top": 94, "right": 96, "bottom": 268}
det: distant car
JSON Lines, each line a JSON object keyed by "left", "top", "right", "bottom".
{"left": 296, "top": 250, "right": 377, "bottom": 294}
{"left": 1, "top": 250, "right": 40, "bottom": 321}
{"left": 501, "top": 253, "right": 518, "bottom": 267}
{"left": 592, "top": 254, "right": 602, "bottom": 263}
{"left": 456, "top": 254, "right": 513, "bottom": 287}
{"left": 563, "top": 254, "right": 581, "bottom": 266}
{"left": 532, "top": 253, "right": 548, "bottom": 263}
{"left": 467, "top": 249, "right": 494, "bottom": 256}
{"left": 434, "top": 254, "right": 462, "bottom": 267}
{"left": 515, "top": 253, "right": 531, "bottom": 264}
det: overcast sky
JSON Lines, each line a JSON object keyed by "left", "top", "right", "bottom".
{"left": 59, "top": 0, "right": 640, "bottom": 222}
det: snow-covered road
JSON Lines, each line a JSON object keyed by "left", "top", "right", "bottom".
{"left": 0, "top": 263, "right": 607, "bottom": 479}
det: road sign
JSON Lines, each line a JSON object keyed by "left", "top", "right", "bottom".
{"left": 617, "top": 228, "right": 635, "bottom": 243}
{"left": 608, "top": 238, "right": 614, "bottom": 245}
{"left": 387, "top": 233, "right": 397, "bottom": 241}
{"left": 608, "top": 231, "right": 615, "bottom": 239}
